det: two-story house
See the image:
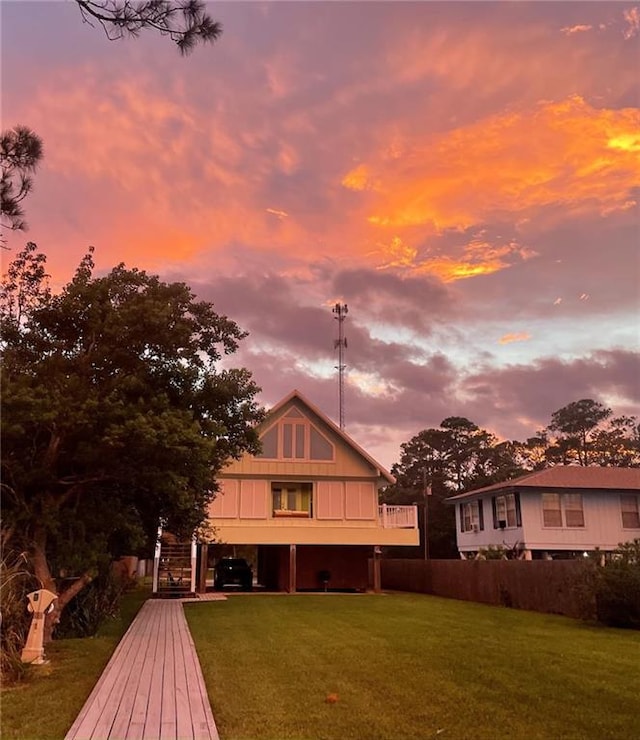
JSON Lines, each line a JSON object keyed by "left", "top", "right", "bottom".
{"left": 205, "top": 390, "right": 419, "bottom": 591}
{"left": 448, "top": 466, "right": 640, "bottom": 560}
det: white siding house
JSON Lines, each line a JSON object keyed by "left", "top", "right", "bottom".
{"left": 448, "top": 466, "right": 640, "bottom": 560}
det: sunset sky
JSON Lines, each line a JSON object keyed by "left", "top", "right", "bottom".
{"left": 2, "top": 1, "right": 639, "bottom": 469}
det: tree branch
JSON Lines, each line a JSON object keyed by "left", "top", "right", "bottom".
{"left": 75, "top": 0, "right": 222, "bottom": 54}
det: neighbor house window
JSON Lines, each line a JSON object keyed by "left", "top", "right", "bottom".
{"left": 621, "top": 494, "right": 640, "bottom": 529}
{"left": 542, "top": 493, "right": 562, "bottom": 527}
{"left": 564, "top": 494, "right": 584, "bottom": 527}
{"left": 460, "top": 500, "right": 483, "bottom": 532}
{"left": 493, "top": 493, "right": 520, "bottom": 528}
{"left": 272, "top": 482, "right": 312, "bottom": 517}
{"left": 542, "top": 492, "right": 585, "bottom": 528}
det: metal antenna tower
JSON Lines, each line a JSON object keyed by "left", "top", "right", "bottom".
{"left": 333, "top": 302, "right": 348, "bottom": 429}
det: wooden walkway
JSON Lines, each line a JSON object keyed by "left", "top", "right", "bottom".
{"left": 65, "top": 600, "right": 219, "bottom": 740}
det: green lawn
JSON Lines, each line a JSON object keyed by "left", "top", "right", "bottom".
{"left": 1, "top": 586, "right": 148, "bottom": 740}
{"left": 185, "top": 593, "right": 640, "bottom": 740}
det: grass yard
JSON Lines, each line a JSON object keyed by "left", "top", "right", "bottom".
{"left": 0, "top": 586, "right": 148, "bottom": 740}
{"left": 186, "top": 593, "right": 640, "bottom": 740}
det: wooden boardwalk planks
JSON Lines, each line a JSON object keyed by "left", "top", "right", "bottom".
{"left": 65, "top": 600, "right": 219, "bottom": 740}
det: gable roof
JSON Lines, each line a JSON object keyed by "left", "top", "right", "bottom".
{"left": 447, "top": 465, "right": 640, "bottom": 502}
{"left": 261, "top": 389, "right": 395, "bottom": 485}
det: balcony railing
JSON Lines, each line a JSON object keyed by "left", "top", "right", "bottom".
{"left": 378, "top": 504, "right": 418, "bottom": 529}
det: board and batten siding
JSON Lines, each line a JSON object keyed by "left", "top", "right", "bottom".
{"left": 239, "top": 480, "right": 269, "bottom": 519}
{"left": 209, "top": 479, "right": 269, "bottom": 519}
{"left": 315, "top": 481, "right": 345, "bottom": 520}
{"left": 219, "top": 436, "right": 378, "bottom": 479}
{"left": 210, "top": 479, "right": 239, "bottom": 518}
{"left": 210, "top": 479, "right": 377, "bottom": 522}
{"left": 521, "top": 489, "right": 639, "bottom": 550}
{"left": 344, "top": 482, "right": 377, "bottom": 520}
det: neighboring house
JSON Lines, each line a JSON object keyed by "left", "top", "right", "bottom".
{"left": 206, "top": 390, "right": 419, "bottom": 591}
{"left": 447, "top": 466, "right": 640, "bottom": 560}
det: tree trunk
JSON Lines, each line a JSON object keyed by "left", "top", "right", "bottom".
{"left": 30, "top": 526, "right": 93, "bottom": 642}
{"left": 30, "top": 527, "right": 58, "bottom": 643}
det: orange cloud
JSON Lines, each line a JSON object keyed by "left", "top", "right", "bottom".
{"left": 341, "top": 164, "right": 379, "bottom": 192}
{"left": 607, "top": 133, "right": 640, "bottom": 152}
{"left": 561, "top": 25, "right": 593, "bottom": 35}
{"left": 374, "top": 235, "right": 536, "bottom": 283}
{"left": 374, "top": 236, "right": 417, "bottom": 270}
{"left": 15, "top": 70, "right": 319, "bottom": 273}
{"left": 266, "top": 208, "right": 289, "bottom": 219}
{"left": 623, "top": 7, "right": 640, "bottom": 39}
{"left": 342, "top": 96, "right": 640, "bottom": 231}
{"left": 499, "top": 332, "right": 532, "bottom": 345}
{"left": 11, "top": 44, "right": 638, "bottom": 288}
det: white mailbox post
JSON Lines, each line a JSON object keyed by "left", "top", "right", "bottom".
{"left": 21, "top": 589, "right": 58, "bottom": 665}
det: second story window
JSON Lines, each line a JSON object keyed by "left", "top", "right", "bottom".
{"left": 272, "top": 482, "right": 312, "bottom": 518}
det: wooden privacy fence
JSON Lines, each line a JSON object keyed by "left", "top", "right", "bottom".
{"left": 379, "top": 559, "right": 593, "bottom": 619}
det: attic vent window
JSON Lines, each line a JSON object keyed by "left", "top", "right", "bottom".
{"left": 310, "top": 427, "right": 333, "bottom": 460}
{"left": 283, "top": 407, "right": 304, "bottom": 418}
{"left": 256, "top": 418, "right": 335, "bottom": 461}
{"left": 260, "top": 426, "right": 278, "bottom": 458}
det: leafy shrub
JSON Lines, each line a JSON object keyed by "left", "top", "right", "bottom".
{"left": 55, "top": 567, "right": 127, "bottom": 639}
{"left": 594, "top": 539, "right": 640, "bottom": 629}
{"left": 0, "top": 549, "right": 40, "bottom": 684}
{"left": 478, "top": 545, "right": 507, "bottom": 560}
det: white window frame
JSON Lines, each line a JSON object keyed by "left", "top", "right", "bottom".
{"left": 563, "top": 493, "right": 585, "bottom": 528}
{"left": 461, "top": 501, "right": 480, "bottom": 533}
{"left": 541, "top": 492, "right": 585, "bottom": 528}
{"left": 621, "top": 494, "right": 640, "bottom": 529}
{"left": 495, "top": 493, "right": 518, "bottom": 528}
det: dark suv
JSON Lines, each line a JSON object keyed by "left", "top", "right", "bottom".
{"left": 213, "top": 558, "right": 253, "bottom": 591}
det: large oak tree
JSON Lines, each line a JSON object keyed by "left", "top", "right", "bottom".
{"left": 1, "top": 244, "right": 264, "bottom": 637}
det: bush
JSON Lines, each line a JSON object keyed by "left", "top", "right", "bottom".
{"left": 594, "top": 539, "right": 640, "bottom": 629}
{"left": 55, "top": 567, "right": 127, "bottom": 639}
{"left": 478, "top": 545, "right": 507, "bottom": 560}
{"left": 0, "top": 548, "right": 40, "bottom": 684}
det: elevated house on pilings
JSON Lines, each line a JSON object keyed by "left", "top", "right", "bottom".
{"left": 153, "top": 390, "right": 419, "bottom": 596}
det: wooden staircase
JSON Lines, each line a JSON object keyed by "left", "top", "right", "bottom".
{"left": 155, "top": 541, "right": 195, "bottom": 598}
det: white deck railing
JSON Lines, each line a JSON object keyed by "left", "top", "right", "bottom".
{"left": 378, "top": 504, "right": 418, "bottom": 529}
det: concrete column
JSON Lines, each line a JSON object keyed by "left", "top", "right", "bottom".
{"left": 289, "top": 544, "right": 297, "bottom": 593}
{"left": 522, "top": 549, "right": 532, "bottom": 561}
